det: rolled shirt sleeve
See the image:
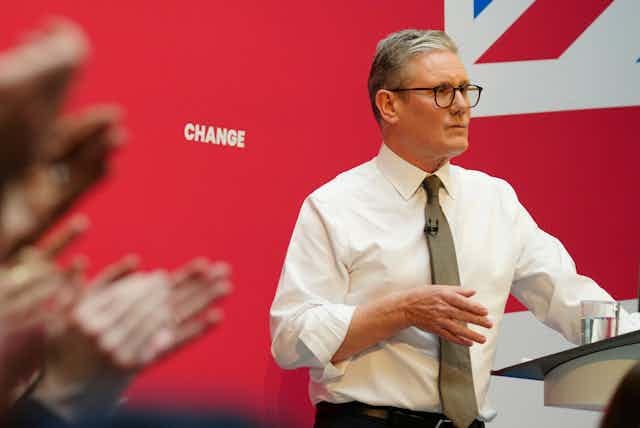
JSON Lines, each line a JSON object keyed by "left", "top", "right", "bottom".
{"left": 270, "top": 196, "right": 356, "bottom": 381}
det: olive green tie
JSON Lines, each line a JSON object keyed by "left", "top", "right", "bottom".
{"left": 423, "top": 175, "right": 478, "bottom": 428}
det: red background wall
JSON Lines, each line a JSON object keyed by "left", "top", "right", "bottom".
{"left": 1, "top": 2, "right": 638, "bottom": 426}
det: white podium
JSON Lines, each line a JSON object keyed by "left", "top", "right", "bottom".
{"left": 492, "top": 330, "right": 640, "bottom": 410}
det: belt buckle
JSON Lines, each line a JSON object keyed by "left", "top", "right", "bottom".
{"left": 361, "top": 407, "right": 389, "bottom": 420}
{"left": 435, "top": 418, "right": 452, "bottom": 428}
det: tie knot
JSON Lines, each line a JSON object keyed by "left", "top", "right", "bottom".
{"left": 423, "top": 175, "right": 442, "bottom": 203}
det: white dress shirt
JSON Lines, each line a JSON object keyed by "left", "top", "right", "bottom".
{"left": 270, "top": 143, "right": 632, "bottom": 420}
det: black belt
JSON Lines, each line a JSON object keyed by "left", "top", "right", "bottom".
{"left": 316, "top": 401, "right": 485, "bottom": 428}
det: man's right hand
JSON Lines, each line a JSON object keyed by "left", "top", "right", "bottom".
{"left": 332, "top": 285, "right": 492, "bottom": 363}
{"left": 402, "top": 286, "right": 492, "bottom": 347}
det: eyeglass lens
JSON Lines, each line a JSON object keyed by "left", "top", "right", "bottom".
{"left": 436, "top": 85, "right": 481, "bottom": 108}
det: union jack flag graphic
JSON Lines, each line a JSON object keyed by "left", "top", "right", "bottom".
{"left": 445, "top": 0, "right": 640, "bottom": 117}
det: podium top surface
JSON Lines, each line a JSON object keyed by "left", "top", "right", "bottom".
{"left": 492, "top": 329, "right": 640, "bottom": 380}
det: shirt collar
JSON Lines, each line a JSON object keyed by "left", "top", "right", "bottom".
{"left": 375, "top": 143, "right": 457, "bottom": 201}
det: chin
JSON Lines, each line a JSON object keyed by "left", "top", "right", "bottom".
{"left": 446, "top": 138, "right": 469, "bottom": 157}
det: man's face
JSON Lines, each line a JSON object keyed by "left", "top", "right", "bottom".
{"left": 393, "top": 50, "right": 471, "bottom": 166}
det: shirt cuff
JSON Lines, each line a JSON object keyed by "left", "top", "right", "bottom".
{"left": 299, "top": 303, "right": 355, "bottom": 382}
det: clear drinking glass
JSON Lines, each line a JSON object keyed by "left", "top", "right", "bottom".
{"left": 580, "top": 300, "right": 620, "bottom": 345}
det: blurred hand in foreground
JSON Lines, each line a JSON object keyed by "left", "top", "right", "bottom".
{"left": 0, "top": 216, "right": 86, "bottom": 414}
{"left": 0, "top": 106, "right": 123, "bottom": 260}
{"left": 33, "top": 257, "right": 231, "bottom": 421}
{"left": 0, "top": 19, "right": 122, "bottom": 260}
{"left": 0, "top": 19, "right": 87, "bottom": 181}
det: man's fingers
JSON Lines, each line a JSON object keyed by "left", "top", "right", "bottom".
{"left": 41, "top": 215, "right": 88, "bottom": 258}
{"left": 440, "top": 319, "right": 486, "bottom": 345}
{"left": 443, "top": 290, "right": 488, "bottom": 317}
{"left": 452, "top": 288, "right": 475, "bottom": 297}
{"left": 431, "top": 325, "right": 473, "bottom": 347}
{"left": 447, "top": 306, "right": 492, "bottom": 329}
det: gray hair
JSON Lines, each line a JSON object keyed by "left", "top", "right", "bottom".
{"left": 367, "top": 29, "right": 459, "bottom": 123}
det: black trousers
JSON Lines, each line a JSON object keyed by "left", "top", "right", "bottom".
{"left": 314, "top": 412, "right": 389, "bottom": 428}
{"left": 314, "top": 402, "right": 485, "bottom": 428}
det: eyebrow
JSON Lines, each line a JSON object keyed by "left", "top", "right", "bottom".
{"left": 435, "top": 80, "right": 471, "bottom": 87}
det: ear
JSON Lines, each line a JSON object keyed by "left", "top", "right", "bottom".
{"left": 375, "top": 89, "right": 401, "bottom": 125}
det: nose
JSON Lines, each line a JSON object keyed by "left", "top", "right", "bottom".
{"left": 449, "top": 89, "right": 470, "bottom": 114}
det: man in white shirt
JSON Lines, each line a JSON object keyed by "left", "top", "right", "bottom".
{"left": 270, "top": 29, "right": 629, "bottom": 428}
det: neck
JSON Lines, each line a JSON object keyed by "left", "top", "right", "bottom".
{"left": 383, "top": 138, "right": 448, "bottom": 173}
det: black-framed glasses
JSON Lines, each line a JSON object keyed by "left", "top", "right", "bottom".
{"left": 388, "top": 83, "right": 483, "bottom": 108}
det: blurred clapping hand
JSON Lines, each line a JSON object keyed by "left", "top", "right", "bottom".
{"left": 0, "top": 215, "right": 86, "bottom": 413}
{"left": 34, "top": 256, "right": 231, "bottom": 421}
{"left": 0, "top": 20, "right": 118, "bottom": 416}
{"left": 0, "top": 19, "right": 234, "bottom": 426}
